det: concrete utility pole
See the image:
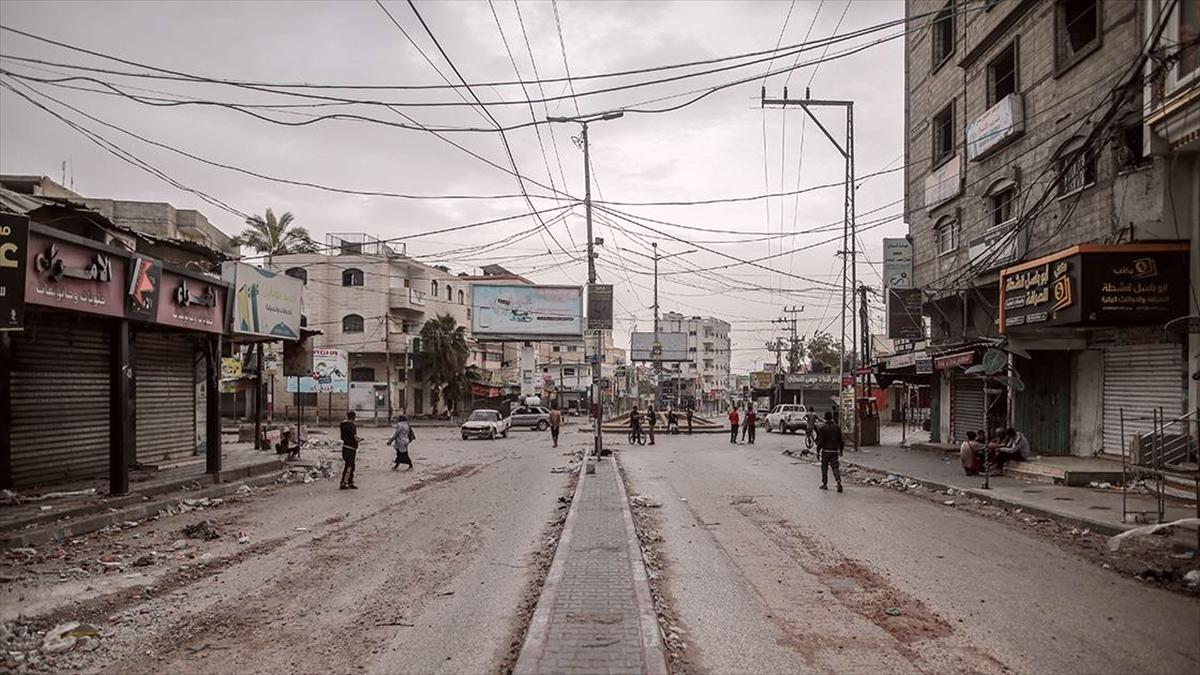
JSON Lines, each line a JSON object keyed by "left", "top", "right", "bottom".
{"left": 761, "top": 88, "right": 855, "bottom": 436}
{"left": 625, "top": 242, "right": 695, "bottom": 410}
{"left": 548, "top": 110, "right": 623, "bottom": 457}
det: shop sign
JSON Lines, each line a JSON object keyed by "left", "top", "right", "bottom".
{"left": 0, "top": 213, "right": 29, "bottom": 331}
{"left": 966, "top": 93, "right": 1024, "bottom": 160}
{"left": 915, "top": 353, "right": 933, "bottom": 374}
{"left": 735, "top": 374, "right": 750, "bottom": 388}
{"left": 968, "top": 221, "right": 1026, "bottom": 273}
{"left": 934, "top": 351, "right": 976, "bottom": 370}
{"left": 25, "top": 232, "right": 125, "bottom": 318}
{"left": 784, "top": 372, "right": 839, "bottom": 389}
{"left": 586, "top": 283, "right": 613, "bottom": 330}
{"left": 125, "top": 256, "right": 162, "bottom": 321}
{"left": 221, "top": 262, "right": 303, "bottom": 340}
{"left": 882, "top": 238, "right": 913, "bottom": 289}
{"left": 887, "top": 287, "right": 925, "bottom": 339}
{"left": 749, "top": 371, "right": 774, "bottom": 390}
{"left": 1001, "top": 244, "right": 1187, "bottom": 331}
{"left": 158, "top": 270, "right": 225, "bottom": 334}
{"left": 887, "top": 352, "right": 916, "bottom": 369}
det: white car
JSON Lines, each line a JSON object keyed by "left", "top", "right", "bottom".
{"left": 765, "top": 404, "right": 809, "bottom": 433}
{"left": 461, "top": 409, "right": 510, "bottom": 440}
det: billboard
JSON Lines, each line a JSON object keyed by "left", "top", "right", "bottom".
{"left": 471, "top": 284, "right": 583, "bottom": 340}
{"left": 286, "top": 348, "right": 348, "bottom": 393}
{"left": 882, "top": 238, "right": 912, "bottom": 289}
{"left": 887, "top": 288, "right": 924, "bottom": 339}
{"left": 221, "top": 262, "right": 304, "bottom": 341}
{"left": 630, "top": 332, "right": 689, "bottom": 362}
{"left": 586, "top": 283, "right": 613, "bottom": 330}
{"left": 749, "top": 371, "right": 774, "bottom": 390}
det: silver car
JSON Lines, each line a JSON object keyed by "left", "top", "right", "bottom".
{"left": 509, "top": 405, "right": 551, "bottom": 431}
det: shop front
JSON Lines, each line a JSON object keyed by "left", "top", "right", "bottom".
{"left": 1001, "top": 243, "right": 1189, "bottom": 457}
{"left": 2, "top": 220, "right": 227, "bottom": 491}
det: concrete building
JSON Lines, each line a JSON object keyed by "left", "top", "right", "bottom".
{"left": 905, "top": 0, "right": 1189, "bottom": 456}
{"left": 655, "top": 311, "right": 732, "bottom": 412}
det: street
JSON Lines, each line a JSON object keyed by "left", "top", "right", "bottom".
{"left": 619, "top": 429, "right": 1200, "bottom": 675}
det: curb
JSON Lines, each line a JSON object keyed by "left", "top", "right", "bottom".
{"left": 612, "top": 452, "right": 670, "bottom": 675}
{"left": 842, "top": 460, "right": 1131, "bottom": 538}
{"left": 1, "top": 464, "right": 286, "bottom": 550}
{"left": 513, "top": 456, "right": 589, "bottom": 675}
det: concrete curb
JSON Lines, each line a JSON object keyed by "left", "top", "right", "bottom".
{"left": 1, "top": 463, "right": 286, "bottom": 550}
{"left": 842, "top": 459, "right": 1131, "bottom": 537}
{"left": 612, "top": 452, "right": 670, "bottom": 675}
{"left": 513, "top": 456, "right": 589, "bottom": 675}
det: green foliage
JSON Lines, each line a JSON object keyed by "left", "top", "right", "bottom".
{"left": 804, "top": 331, "right": 843, "bottom": 371}
{"left": 231, "top": 209, "right": 318, "bottom": 257}
{"left": 419, "top": 314, "right": 471, "bottom": 415}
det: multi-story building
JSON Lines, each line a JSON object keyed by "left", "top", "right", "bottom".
{"left": 905, "top": 0, "right": 1188, "bottom": 456}
{"left": 655, "top": 311, "right": 732, "bottom": 411}
{"left": 267, "top": 234, "right": 473, "bottom": 419}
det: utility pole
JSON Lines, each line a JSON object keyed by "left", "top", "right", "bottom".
{"left": 762, "top": 88, "right": 855, "bottom": 437}
{"left": 625, "top": 242, "right": 695, "bottom": 412}
{"left": 384, "top": 314, "right": 393, "bottom": 423}
{"left": 548, "top": 110, "right": 624, "bottom": 458}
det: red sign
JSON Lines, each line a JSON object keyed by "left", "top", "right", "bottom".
{"left": 156, "top": 270, "right": 226, "bottom": 334}
{"left": 934, "top": 351, "right": 976, "bottom": 371}
{"left": 25, "top": 232, "right": 126, "bottom": 318}
{"left": 841, "top": 375, "right": 854, "bottom": 387}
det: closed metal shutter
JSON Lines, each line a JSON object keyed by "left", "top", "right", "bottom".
{"left": 952, "top": 373, "right": 985, "bottom": 443}
{"left": 1102, "top": 344, "right": 1185, "bottom": 457}
{"left": 10, "top": 313, "right": 111, "bottom": 488}
{"left": 135, "top": 331, "right": 197, "bottom": 467}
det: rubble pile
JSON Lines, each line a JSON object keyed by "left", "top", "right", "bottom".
{"left": 277, "top": 457, "right": 335, "bottom": 484}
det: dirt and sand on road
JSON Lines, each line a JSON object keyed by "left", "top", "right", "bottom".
{"left": 1, "top": 424, "right": 584, "bottom": 674}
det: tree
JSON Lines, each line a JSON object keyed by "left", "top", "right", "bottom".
{"left": 786, "top": 339, "right": 805, "bottom": 374}
{"left": 419, "top": 314, "right": 471, "bottom": 416}
{"left": 804, "top": 331, "right": 844, "bottom": 373}
{"left": 231, "top": 209, "right": 318, "bottom": 259}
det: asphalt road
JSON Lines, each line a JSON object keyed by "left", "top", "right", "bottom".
{"left": 1, "top": 422, "right": 582, "bottom": 674}
{"left": 619, "top": 429, "right": 1200, "bottom": 675}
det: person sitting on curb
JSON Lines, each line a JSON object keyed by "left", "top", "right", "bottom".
{"left": 960, "top": 430, "right": 984, "bottom": 476}
{"left": 989, "top": 427, "right": 1030, "bottom": 472}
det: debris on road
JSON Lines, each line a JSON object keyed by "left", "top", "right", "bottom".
{"left": 1185, "top": 570, "right": 1199, "bottom": 587}
{"left": 237, "top": 530, "right": 250, "bottom": 544}
{"left": 40, "top": 622, "right": 100, "bottom": 654}
{"left": 885, "top": 607, "right": 903, "bottom": 617}
{"left": 730, "top": 495, "right": 756, "bottom": 506}
{"left": 182, "top": 520, "right": 220, "bottom": 541}
{"left": 1107, "top": 518, "right": 1200, "bottom": 551}
{"left": 631, "top": 494, "right": 663, "bottom": 508}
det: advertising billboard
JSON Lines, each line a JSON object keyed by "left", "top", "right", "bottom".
{"left": 630, "top": 332, "right": 689, "bottom": 362}
{"left": 882, "top": 238, "right": 912, "bottom": 289}
{"left": 286, "top": 348, "right": 348, "bottom": 393}
{"left": 221, "top": 262, "right": 304, "bottom": 341}
{"left": 471, "top": 284, "right": 583, "bottom": 340}
{"left": 586, "top": 283, "right": 613, "bottom": 330}
{"left": 887, "top": 288, "right": 925, "bottom": 340}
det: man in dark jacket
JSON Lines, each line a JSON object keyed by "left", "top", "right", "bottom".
{"left": 816, "top": 411, "right": 844, "bottom": 492}
{"left": 340, "top": 411, "right": 360, "bottom": 490}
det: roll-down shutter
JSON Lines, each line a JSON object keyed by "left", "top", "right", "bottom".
{"left": 1102, "top": 344, "right": 1185, "bottom": 457}
{"left": 952, "top": 373, "right": 985, "bottom": 443}
{"left": 135, "top": 331, "right": 197, "bottom": 466}
{"left": 10, "top": 313, "right": 111, "bottom": 488}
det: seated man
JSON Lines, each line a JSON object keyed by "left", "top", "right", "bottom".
{"left": 959, "top": 431, "right": 984, "bottom": 475}
{"left": 990, "top": 427, "right": 1030, "bottom": 471}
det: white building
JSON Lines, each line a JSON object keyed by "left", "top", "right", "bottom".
{"left": 655, "top": 311, "right": 732, "bottom": 411}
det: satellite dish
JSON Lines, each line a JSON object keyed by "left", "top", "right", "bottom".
{"left": 1164, "top": 315, "right": 1200, "bottom": 335}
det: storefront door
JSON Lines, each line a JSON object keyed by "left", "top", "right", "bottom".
{"left": 1015, "top": 350, "right": 1071, "bottom": 455}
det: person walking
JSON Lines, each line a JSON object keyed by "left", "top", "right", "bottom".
{"left": 728, "top": 406, "right": 740, "bottom": 444}
{"left": 548, "top": 403, "right": 563, "bottom": 448}
{"left": 629, "top": 405, "right": 642, "bottom": 444}
{"left": 339, "top": 411, "right": 361, "bottom": 490}
{"left": 744, "top": 407, "right": 757, "bottom": 444}
{"left": 667, "top": 408, "right": 679, "bottom": 434}
{"left": 388, "top": 414, "right": 415, "bottom": 471}
{"left": 647, "top": 405, "right": 657, "bottom": 445}
{"left": 816, "top": 411, "right": 844, "bottom": 492}
{"left": 686, "top": 407, "right": 693, "bottom": 435}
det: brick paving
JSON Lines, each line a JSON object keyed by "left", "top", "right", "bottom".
{"left": 515, "top": 458, "right": 667, "bottom": 675}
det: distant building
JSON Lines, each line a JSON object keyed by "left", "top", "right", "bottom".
{"left": 653, "top": 311, "right": 732, "bottom": 411}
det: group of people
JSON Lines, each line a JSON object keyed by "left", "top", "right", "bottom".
{"left": 628, "top": 405, "right": 695, "bottom": 444}
{"left": 337, "top": 410, "right": 417, "bottom": 490}
{"left": 726, "top": 406, "right": 758, "bottom": 444}
{"left": 959, "top": 426, "right": 1030, "bottom": 476}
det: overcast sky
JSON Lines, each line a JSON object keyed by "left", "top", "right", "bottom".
{"left": 0, "top": 0, "right": 907, "bottom": 372}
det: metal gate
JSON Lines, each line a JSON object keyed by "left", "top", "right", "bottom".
{"left": 1014, "top": 350, "right": 1072, "bottom": 455}
{"left": 10, "top": 312, "right": 111, "bottom": 488}
{"left": 951, "top": 373, "right": 985, "bottom": 443}
{"left": 1102, "top": 344, "right": 1185, "bottom": 457}
{"left": 134, "top": 331, "right": 197, "bottom": 467}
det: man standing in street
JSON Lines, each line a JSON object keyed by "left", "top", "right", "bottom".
{"left": 728, "top": 405, "right": 740, "bottom": 444}
{"left": 744, "top": 407, "right": 757, "bottom": 444}
{"left": 340, "top": 411, "right": 360, "bottom": 490}
{"left": 686, "top": 407, "right": 693, "bottom": 435}
{"left": 548, "top": 403, "right": 562, "bottom": 448}
{"left": 817, "top": 411, "right": 844, "bottom": 492}
{"left": 647, "top": 405, "right": 657, "bottom": 445}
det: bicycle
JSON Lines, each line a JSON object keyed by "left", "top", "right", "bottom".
{"left": 628, "top": 427, "right": 646, "bottom": 445}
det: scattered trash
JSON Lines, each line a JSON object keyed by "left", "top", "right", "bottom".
{"left": 294, "top": 527, "right": 310, "bottom": 532}
{"left": 1171, "top": 551, "right": 1196, "bottom": 561}
{"left": 182, "top": 480, "right": 204, "bottom": 491}
{"left": 631, "top": 495, "right": 663, "bottom": 508}
{"left": 549, "top": 465, "right": 577, "bottom": 474}
{"left": 96, "top": 555, "right": 124, "bottom": 569}
{"left": 40, "top": 622, "right": 100, "bottom": 654}
{"left": 1089, "top": 481, "right": 1114, "bottom": 490}
{"left": 1185, "top": 570, "right": 1200, "bottom": 587}
{"left": 1107, "top": 518, "right": 1200, "bottom": 551}
{"left": 182, "top": 520, "right": 220, "bottom": 541}
{"left": 439, "top": 590, "right": 455, "bottom": 596}
{"left": 680, "top": 498, "right": 688, "bottom": 502}
{"left": 885, "top": 607, "right": 903, "bottom": 616}
{"left": 133, "top": 554, "right": 156, "bottom": 567}
{"left": 39, "top": 505, "right": 53, "bottom": 511}
{"left": 172, "top": 539, "right": 188, "bottom": 550}
{"left": 730, "top": 496, "right": 756, "bottom": 506}
{"left": 237, "top": 530, "right": 250, "bottom": 544}
{"left": 235, "top": 484, "right": 254, "bottom": 496}
{"left": 9, "top": 547, "right": 37, "bottom": 558}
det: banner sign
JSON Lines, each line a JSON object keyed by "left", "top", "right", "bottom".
{"left": 630, "top": 332, "right": 689, "bottom": 362}
{"left": 966, "top": 93, "right": 1024, "bottom": 160}
{"left": 749, "top": 371, "right": 774, "bottom": 390}
{"left": 934, "top": 351, "right": 976, "bottom": 370}
{"left": 158, "top": 270, "right": 225, "bottom": 334}
{"left": 125, "top": 256, "right": 161, "bottom": 322}
{"left": 221, "top": 262, "right": 303, "bottom": 340}
{"left": 0, "top": 213, "right": 29, "bottom": 331}
{"left": 25, "top": 232, "right": 125, "bottom": 318}
{"left": 1000, "top": 244, "right": 1188, "bottom": 331}
{"left": 287, "top": 348, "right": 347, "bottom": 393}
{"left": 586, "top": 283, "right": 613, "bottom": 330}
{"left": 783, "top": 372, "right": 839, "bottom": 389}
{"left": 887, "top": 287, "right": 925, "bottom": 339}
{"left": 882, "top": 238, "right": 913, "bottom": 289}
{"left": 471, "top": 284, "right": 583, "bottom": 340}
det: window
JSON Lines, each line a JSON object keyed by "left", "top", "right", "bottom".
{"left": 446, "top": 285, "right": 453, "bottom": 301}
{"left": 350, "top": 367, "right": 376, "bottom": 382}
{"left": 431, "top": 280, "right": 439, "bottom": 296}
{"left": 987, "top": 41, "right": 1018, "bottom": 106}
{"left": 285, "top": 267, "right": 307, "bottom": 284}
{"left": 1056, "top": 0, "right": 1101, "bottom": 73}
{"left": 1056, "top": 136, "right": 1096, "bottom": 196}
{"left": 458, "top": 289, "right": 464, "bottom": 305}
{"left": 563, "top": 368, "right": 576, "bottom": 376}
{"left": 300, "top": 314, "right": 308, "bottom": 328}
{"left": 553, "top": 345, "right": 561, "bottom": 352}
{"left": 932, "top": 1, "right": 955, "bottom": 68}
{"left": 932, "top": 100, "right": 956, "bottom": 166}
{"left": 342, "top": 313, "right": 364, "bottom": 333}
{"left": 1116, "top": 124, "right": 1149, "bottom": 171}
{"left": 294, "top": 392, "right": 318, "bottom": 407}
{"left": 567, "top": 346, "right": 578, "bottom": 352}
{"left": 935, "top": 215, "right": 958, "bottom": 255}
{"left": 1169, "top": 0, "right": 1199, "bottom": 91}
{"left": 341, "top": 268, "right": 364, "bottom": 287}
{"left": 990, "top": 187, "right": 1016, "bottom": 227}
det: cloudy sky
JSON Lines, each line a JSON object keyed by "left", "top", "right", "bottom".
{"left": 0, "top": 0, "right": 908, "bottom": 372}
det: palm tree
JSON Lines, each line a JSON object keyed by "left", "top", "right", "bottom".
{"left": 231, "top": 209, "right": 318, "bottom": 260}
{"left": 419, "top": 314, "right": 472, "bottom": 416}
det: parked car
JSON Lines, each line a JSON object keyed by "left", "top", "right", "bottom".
{"left": 461, "top": 409, "right": 510, "bottom": 440}
{"left": 764, "top": 404, "right": 808, "bottom": 433}
{"left": 509, "top": 405, "right": 552, "bottom": 430}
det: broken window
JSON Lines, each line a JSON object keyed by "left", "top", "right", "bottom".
{"left": 988, "top": 42, "right": 1018, "bottom": 106}
{"left": 1056, "top": 0, "right": 1101, "bottom": 72}
{"left": 932, "top": 100, "right": 956, "bottom": 166}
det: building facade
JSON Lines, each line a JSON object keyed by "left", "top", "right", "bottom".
{"left": 905, "top": 0, "right": 1191, "bottom": 456}
{"left": 655, "top": 311, "right": 732, "bottom": 411}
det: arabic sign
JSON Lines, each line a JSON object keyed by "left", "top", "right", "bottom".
{"left": 221, "top": 263, "right": 303, "bottom": 340}
{"left": 158, "top": 270, "right": 226, "bottom": 334}
{"left": 0, "top": 213, "right": 28, "bottom": 331}
{"left": 882, "top": 238, "right": 913, "bottom": 289}
{"left": 471, "top": 284, "right": 583, "bottom": 339}
{"left": 125, "top": 256, "right": 161, "bottom": 321}
{"left": 749, "top": 371, "right": 774, "bottom": 390}
{"left": 934, "top": 351, "right": 976, "bottom": 370}
{"left": 915, "top": 354, "right": 933, "bottom": 374}
{"left": 967, "top": 93, "right": 1024, "bottom": 160}
{"left": 25, "top": 232, "right": 125, "bottom": 318}
{"left": 968, "top": 222, "right": 1026, "bottom": 273}
{"left": 287, "top": 348, "right": 348, "bottom": 393}
{"left": 887, "top": 288, "right": 924, "bottom": 339}
{"left": 586, "top": 283, "right": 613, "bottom": 330}
{"left": 630, "top": 332, "right": 689, "bottom": 362}
{"left": 783, "top": 372, "right": 839, "bottom": 389}
{"left": 1001, "top": 244, "right": 1188, "bottom": 331}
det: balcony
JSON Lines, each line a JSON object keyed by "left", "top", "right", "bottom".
{"left": 389, "top": 287, "right": 427, "bottom": 311}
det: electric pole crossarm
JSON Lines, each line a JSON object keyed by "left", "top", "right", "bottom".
{"left": 762, "top": 99, "right": 848, "bottom": 158}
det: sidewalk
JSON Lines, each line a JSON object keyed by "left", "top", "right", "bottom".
{"left": 842, "top": 442, "right": 1195, "bottom": 536}
{"left": 514, "top": 456, "right": 667, "bottom": 675}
